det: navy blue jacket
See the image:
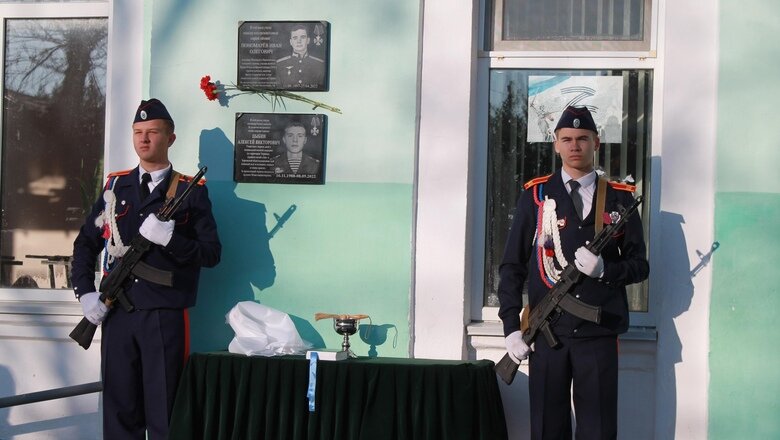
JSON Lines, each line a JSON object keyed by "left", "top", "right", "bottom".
{"left": 497, "top": 169, "right": 649, "bottom": 338}
{"left": 71, "top": 166, "right": 221, "bottom": 310}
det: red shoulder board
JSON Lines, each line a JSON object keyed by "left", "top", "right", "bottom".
{"left": 178, "top": 174, "right": 206, "bottom": 186}
{"left": 106, "top": 169, "right": 132, "bottom": 178}
{"left": 608, "top": 181, "right": 636, "bottom": 192}
{"left": 104, "top": 169, "right": 132, "bottom": 188}
{"left": 523, "top": 174, "right": 552, "bottom": 190}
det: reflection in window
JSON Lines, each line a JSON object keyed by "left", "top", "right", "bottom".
{"left": 0, "top": 1, "right": 106, "bottom": 3}
{"left": 503, "top": 0, "right": 645, "bottom": 41}
{"left": 0, "top": 18, "right": 107, "bottom": 288}
{"left": 484, "top": 69, "right": 651, "bottom": 311}
{"left": 489, "top": 0, "right": 653, "bottom": 51}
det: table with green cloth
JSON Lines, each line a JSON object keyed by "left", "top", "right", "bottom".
{"left": 169, "top": 351, "right": 508, "bottom": 440}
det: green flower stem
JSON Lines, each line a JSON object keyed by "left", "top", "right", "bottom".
{"left": 229, "top": 85, "right": 342, "bottom": 114}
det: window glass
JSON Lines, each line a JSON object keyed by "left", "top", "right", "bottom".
{"left": 0, "top": 17, "right": 107, "bottom": 288}
{"left": 484, "top": 69, "right": 651, "bottom": 311}
{"left": 0, "top": 1, "right": 105, "bottom": 3}
{"left": 489, "top": 0, "right": 653, "bottom": 51}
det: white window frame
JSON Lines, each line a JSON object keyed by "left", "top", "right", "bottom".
{"left": 472, "top": 46, "right": 665, "bottom": 329}
{"left": 415, "top": 0, "right": 668, "bottom": 359}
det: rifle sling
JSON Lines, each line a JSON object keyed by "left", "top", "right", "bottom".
{"left": 595, "top": 176, "right": 608, "bottom": 234}
{"left": 520, "top": 305, "right": 530, "bottom": 334}
{"left": 167, "top": 170, "right": 182, "bottom": 202}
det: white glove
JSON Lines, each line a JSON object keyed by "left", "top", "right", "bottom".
{"left": 574, "top": 246, "right": 604, "bottom": 278}
{"left": 139, "top": 215, "right": 174, "bottom": 246}
{"left": 505, "top": 330, "right": 532, "bottom": 364}
{"left": 80, "top": 291, "right": 108, "bottom": 325}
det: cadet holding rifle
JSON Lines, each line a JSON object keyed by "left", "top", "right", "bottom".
{"left": 71, "top": 99, "right": 221, "bottom": 440}
{"left": 497, "top": 106, "right": 648, "bottom": 440}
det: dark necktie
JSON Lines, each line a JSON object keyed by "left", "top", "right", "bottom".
{"left": 141, "top": 173, "right": 152, "bottom": 200}
{"left": 569, "top": 180, "right": 583, "bottom": 220}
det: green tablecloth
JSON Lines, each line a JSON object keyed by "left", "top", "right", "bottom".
{"left": 169, "top": 352, "right": 508, "bottom": 440}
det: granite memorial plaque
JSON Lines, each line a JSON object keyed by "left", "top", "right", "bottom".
{"left": 237, "top": 21, "right": 330, "bottom": 91}
{"left": 234, "top": 112, "right": 326, "bottom": 184}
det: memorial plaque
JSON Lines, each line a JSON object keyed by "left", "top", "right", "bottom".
{"left": 234, "top": 113, "right": 326, "bottom": 184}
{"left": 237, "top": 21, "right": 330, "bottom": 91}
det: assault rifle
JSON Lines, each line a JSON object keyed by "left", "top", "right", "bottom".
{"left": 495, "top": 195, "right": 643, "bottom": 385}
{"left": 69, "top": 167, "right": 207, "bottom": 350}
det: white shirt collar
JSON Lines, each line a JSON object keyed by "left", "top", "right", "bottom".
{"left": 139, "top": 164, "right": 171, "bottom": 185}
{"left": 561, "top": 169, "right": 597, "bottom": 190}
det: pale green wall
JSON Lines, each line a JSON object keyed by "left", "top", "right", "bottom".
{"left": 711, "top": 0, "right": 780, "bottom": 437}
{"left": 146, "top": 0, "right": 420, "bottom": 356}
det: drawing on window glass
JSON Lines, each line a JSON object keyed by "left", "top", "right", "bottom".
{"left": 527, "top": 76, "right": 624, "bottom": 143}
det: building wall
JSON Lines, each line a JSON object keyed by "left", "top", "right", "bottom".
{"left": 144, "top": 0, "right": 421, "bottom": 356}
{"left": 7, "top": 0, "right": 778, "bottom": 438}
{"left": 414, "top": 0, "right": 479, "bottom": 360}
{"left": 655, "top": 1, "right": 718, "bottom": 438}
{"left": 710, "top": 0, "right": 780, "bottom": 438}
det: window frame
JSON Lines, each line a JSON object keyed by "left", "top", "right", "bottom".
{"left": 472, "top": 54, "right": 662, "bottom": 329}
{"left": 0, "top": 2, "right": 109, "bottom": 307}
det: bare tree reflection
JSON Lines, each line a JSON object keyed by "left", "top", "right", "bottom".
{"left": 0, "top": 18, "right": 107, "bottom": 288}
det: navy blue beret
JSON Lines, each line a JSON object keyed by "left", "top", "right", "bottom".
{"left": 554, "top": 106, "right": 598, "bottom": 134}
{"left": 133, "top": 98, "right": 174, "bottom": 126}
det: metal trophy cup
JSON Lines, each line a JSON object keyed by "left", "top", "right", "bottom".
{"left": 334, "top": 318, "right": 358, "bottom": 357}
{"left": 314, "top": 313, "right": 370, "bottom": 358}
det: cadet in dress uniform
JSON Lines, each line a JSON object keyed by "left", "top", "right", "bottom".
{"left": 497, "top": 106, "right": 649, "bottom": 440}
{"left": 275, "top": 24, "right": 325, "bottom": 89}
{"left": 71, "top": 99, "right": 221, "bottom": 440}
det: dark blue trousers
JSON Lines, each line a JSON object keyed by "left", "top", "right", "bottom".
{"left": 101, "top": 307, "right": 188, "bottom": 440}
{"left": 529, "top": 335, "right": 618, "bottom": 440}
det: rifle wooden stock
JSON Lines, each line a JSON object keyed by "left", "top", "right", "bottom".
{"left": 495, "top": 196, "right": 643, "bottom": 385}
{"left": 69, "top": 167, "right": 207, "bottom": 350}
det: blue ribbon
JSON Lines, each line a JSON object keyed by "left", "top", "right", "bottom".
{"left": 307, "top": 352, "right": 318, "bottom": 412}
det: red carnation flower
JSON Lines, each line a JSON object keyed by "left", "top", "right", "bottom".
{"left": 199, "top": 75, "right": 219, "bottom": 101}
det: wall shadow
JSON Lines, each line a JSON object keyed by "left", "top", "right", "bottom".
{"left": 655, "top": 208, "right": 704, "bottom": 439}
{"left": 0, "top": 364, "right": 12, "bottom": 429}
{"left": 190, "top": 128, "right": 276, "bottom": 352}
{"left": 0, "top": 412, "right": 100, "bottom": 438}
{"left": 358, "top": 323, "right": 398, "bottom": 357}
{"left": 289, "top": 315, "right": 325, "bottom": 349}
{"left": 654, "top": 207, "right": 720, "bottom": 439}
{"left": 497, "top": 370, "right": 531, "bottom": 439}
